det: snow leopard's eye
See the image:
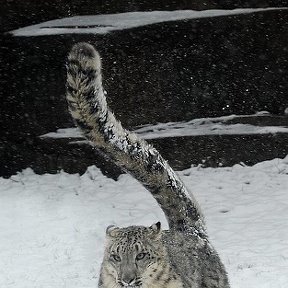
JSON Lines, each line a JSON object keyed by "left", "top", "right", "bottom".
{"left": 136, "top": 253, "right": 146, "bottom": 260}
{"left": 111, "top": 254, "right": 121, "bottom": 262}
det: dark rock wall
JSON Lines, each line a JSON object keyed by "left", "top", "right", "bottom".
{"left": 2, "top": 10, "right": 287, "bottom": 134}
{"left": 1, "top": 2, "right": 288, "bottom": 177}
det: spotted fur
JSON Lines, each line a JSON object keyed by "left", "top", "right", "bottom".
{"left": 99, "top": 223, "right": 183, "bottom": 288}
{"left": 66, "top": 42, "right": 230, "bottom": 288}
{"left": 66, "top": 42, "right": 203, "bottom": 233}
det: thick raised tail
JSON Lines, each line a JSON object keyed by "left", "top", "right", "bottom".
{"left": 66, "top": 42, "right": 205, "bottom": 233}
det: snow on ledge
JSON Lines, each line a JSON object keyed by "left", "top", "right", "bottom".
{"left": 10, "top": 8, "right": 287, "bottom": 37}
{"left": 40, "top": 114, "right": 288, "bottom": 140}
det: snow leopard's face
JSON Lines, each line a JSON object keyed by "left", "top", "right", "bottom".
{"left": 103, "top": 222, "right": 164, "bottom": 287}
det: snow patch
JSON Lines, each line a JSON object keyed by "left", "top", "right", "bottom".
{"left": 10, "top": 8, "right": 287, "bottom": 37}
{"left": 0, "top": 157, "right": 288, "bottom": 287}
{"left": 40, "top": 114, "right": 288, "bottom": 140}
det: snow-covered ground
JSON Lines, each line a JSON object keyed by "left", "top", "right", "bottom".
{"left": 0, "top": 156, "right": 288, "bottom": 288}
{"left": 10, "top": 8, "right": 287, "bottom": 37}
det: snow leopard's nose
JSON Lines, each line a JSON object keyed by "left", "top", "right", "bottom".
{"left": 121, "top": 277, "right": 136, "bottom": 287}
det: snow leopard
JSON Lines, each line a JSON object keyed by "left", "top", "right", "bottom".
{"left": 66, "top": 42, "right": 230, "bottom": 288}
{"left": 98, "top": 222, "right": 183, "bottom": 288}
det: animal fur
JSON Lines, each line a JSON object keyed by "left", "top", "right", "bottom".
{"left": 66, "top": 42, "right": 230, "bottom": 288}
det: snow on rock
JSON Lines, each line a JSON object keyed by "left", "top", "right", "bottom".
{"left": 40, "top": 114, "right": 288, "bottom": 140}
{"left": 10, "top": 8, "right": 287, "bottom": 37}
{"left": 0, "top": 157, "right": 288, "bottom": 287}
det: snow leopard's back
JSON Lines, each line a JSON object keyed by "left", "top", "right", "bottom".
{"left": 162, "top": 230, "right": 229, "bottom": 288}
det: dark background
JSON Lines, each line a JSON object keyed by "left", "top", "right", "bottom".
{"left": 1, "top": 0, "right": 288, "bottom": 178}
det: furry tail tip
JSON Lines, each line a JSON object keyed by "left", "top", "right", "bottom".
{"left": 68, "top": 42, "right": 101, "bottom": 69}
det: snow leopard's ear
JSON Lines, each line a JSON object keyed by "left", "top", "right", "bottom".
{"left": 148, "top": 222, "right": 161, "bottom": 240}
{"left": 106, "top": 225, "right": 120, "bottom": 238}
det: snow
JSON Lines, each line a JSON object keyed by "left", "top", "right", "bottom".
{"left": 40, "top": 114, "right": 288, "bottom": 140}
{"left": 1, "top": 156, "right": 288, "bottom": 288}
{"left": 41, "top": 127, "right": 84, "bottom": 139}
{"left": 10, "top": 8, "right": 287, "bottom": 37}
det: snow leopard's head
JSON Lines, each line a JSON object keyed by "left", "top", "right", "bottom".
{"left": 102, "top": 222, "right": 165, "bottom": 287}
